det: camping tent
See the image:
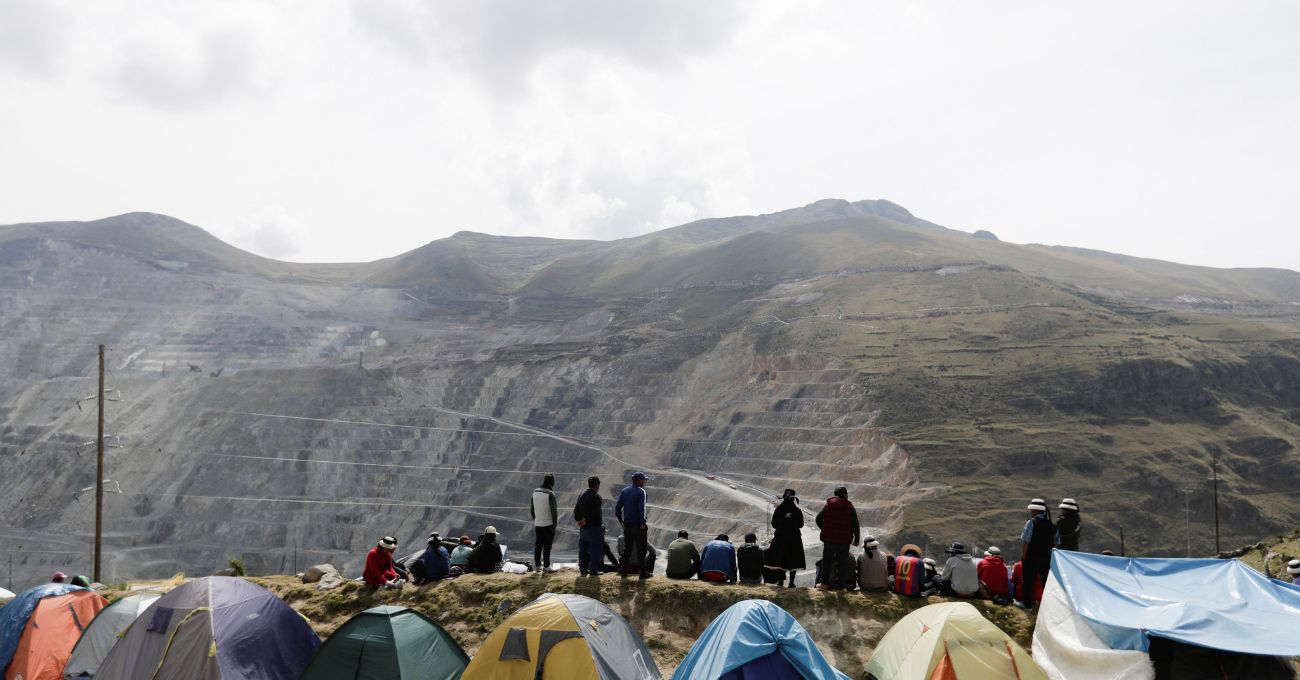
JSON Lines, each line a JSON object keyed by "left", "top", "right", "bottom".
{"left": 864, "top": 602, "right": 1046, "bottom": 680}
{"left": 1032, "top": 550, "right": 1300, "bottom": 680}
{"left": 0, "top": 589, "right": 15, "bottom": 603}
{"left": 299, "top": 605, "right": 468, "bottom": 680}
{"left": 460, "top": 593, "right": 660, "bottom": 680}
{"left": 0, "top": 583, "right": 107, "bottom": 680}
{"left": 63, "top": 591, "right": 163, "bottom": 678}
{"left": 95, "top": 576, "right": 320, "bottom": 680}
{"left": 671, "top": 599, "right": 851, "bottom": 680}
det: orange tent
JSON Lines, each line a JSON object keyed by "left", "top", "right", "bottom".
{"left": 4, "top": 589, "right": 106, "bottom": 680}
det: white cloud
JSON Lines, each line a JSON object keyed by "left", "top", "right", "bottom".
{"left": 0, "top": 0, "right": 71, "bottom": 77}
{"left": 221, "top": 205, "right": 311, "bottom": 260}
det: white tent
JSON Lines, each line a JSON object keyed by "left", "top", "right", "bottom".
{"left": 0, "top": 587, "right": 15, "bottom": 602}
{"left": 62, "top": 591, "right": 162, "bottom": 678}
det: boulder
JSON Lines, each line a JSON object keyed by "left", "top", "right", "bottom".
{"left": 302, "top": 564, "right": 339, "bottom": 584}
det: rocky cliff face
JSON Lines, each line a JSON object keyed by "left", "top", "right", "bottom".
{"left": 2, "top": 204, "right": 1298, "bottom": 583}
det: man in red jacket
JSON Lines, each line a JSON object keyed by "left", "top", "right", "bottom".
{"left": 814, "top": 486, "right": 860, "bottom": 591}
{"left": 978, "top": 546, "right": 1011, "bottom": 601}
{"left": 364, "top": 535, "right": 403, "bottom": 589}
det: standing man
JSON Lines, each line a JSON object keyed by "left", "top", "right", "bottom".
{"left": 1057, "top": 498, "right": 1081, "bottom": 551}
{"left": 814, "top": 486, "right": 860, "bottom": 591}
{"left": 531, "top": 473, "right": 558, "bottom": 572}
{"left": 1019, "top": 498, "right": 1057, "bottom": 609}
{"left": 573, "top": 476, "right": 605, "bottom": 578}
{"left": 615, "top": 471, "right": 652, "bottom": 579}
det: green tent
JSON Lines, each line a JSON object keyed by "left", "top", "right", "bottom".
{"left": 299, "top": 605, "right": 469, "bottom": 680}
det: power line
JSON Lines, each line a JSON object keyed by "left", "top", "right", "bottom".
{"left": 116, "top": 491, "right": 525, "bottom": 511}
{"left": 204, "top": 453, "right": 599, "bottom": 475}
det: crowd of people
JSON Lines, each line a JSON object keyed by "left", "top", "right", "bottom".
{"left": 354, "top": 471, "right": 1198, "bottom": 611}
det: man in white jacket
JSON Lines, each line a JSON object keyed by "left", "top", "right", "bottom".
{"left": 530, "top": 473, "right": 558, "bottom": 572}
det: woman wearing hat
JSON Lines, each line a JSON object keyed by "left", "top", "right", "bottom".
{"left": 766, "top": 489, "right": 806, "bottom": 588}
{"left": 1018, "top": 499, "right": 1057, "bottom": 608}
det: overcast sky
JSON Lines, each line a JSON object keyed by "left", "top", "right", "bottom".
{"left": 1, "top": 1, "right": 1297, "bottom": 270}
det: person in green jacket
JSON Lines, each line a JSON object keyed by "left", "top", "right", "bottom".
{"left": 666, "top": 530, "right": 702, "bottom": 579}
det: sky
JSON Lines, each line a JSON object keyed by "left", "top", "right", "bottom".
{"left": 1, "top": 1, "right": 1298, "bottom": 270}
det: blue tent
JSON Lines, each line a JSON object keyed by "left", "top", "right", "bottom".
{"left": 1048, "top": 550, "right": 1300, "bottom": 655}
{"left": 671, "top": 600, "right": 850, "bottom": 680}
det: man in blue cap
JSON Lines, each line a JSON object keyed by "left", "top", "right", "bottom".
{"left": 615, "top": 471, "right": 652, "bottom": 579}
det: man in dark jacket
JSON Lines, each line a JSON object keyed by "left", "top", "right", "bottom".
{"left": 1057, "top": 498, "right": 1081, "bottom": 551}
{"left": 700, "top": 534, "right": 738, "bottom": 583}
{"left": 814, "top": 486, "right": 860, "bottom": 591}
{"left": 573, "top": 476, "right": 605, "bottom": 577}
{"left": 768, "top": 488, "right": 806, "bottom": 588}
{"left": 615, "top": 471, "right": 651, "bottom": 579}
{"left": 737, "top": 533, "right": 764, "bottom": 585}
{"left": 1019, "top": 499, "right": 1058, "bottom": 608}
{"left": 468, "top": 526, "right": 503, "bottom": 574}
{"left": 409, "top": 532, "right": 450, "bottom": 584}
{"left": 666, "top": 530, "right": 701, "bottom": 580}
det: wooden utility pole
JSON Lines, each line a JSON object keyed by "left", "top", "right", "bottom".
{"left": 1212, "top": 455, "right": 1221, "bottom": 555}
{"left": 94, "top": 344, "right": 105, "bottom": 584}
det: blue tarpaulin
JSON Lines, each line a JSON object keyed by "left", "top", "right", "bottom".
{"left": 1051, "top": 550, "right": 1300, "bottom": 656}
{"left": 0, "top": 582, "right": 86, "bottom": 672}
{"left": 670, "top": 599, "right": 851, "bottom": 680}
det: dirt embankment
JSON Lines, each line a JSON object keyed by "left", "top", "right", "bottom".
{"left": 251, "top": 572, "right": 1036, "bottom": 677}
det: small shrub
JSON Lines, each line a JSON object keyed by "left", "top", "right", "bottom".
{"left": 229, "top": 557, "right": 246, "bottom": 577}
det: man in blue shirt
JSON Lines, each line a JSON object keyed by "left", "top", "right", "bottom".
{"left": 700, "top": 534, "right": 738, "bottom": 583}
{"left": 1019, "top": 498, "right": 1058, "bottom": 609}
{"left": 615, "top": 471, "right": 652, "bottom": 579}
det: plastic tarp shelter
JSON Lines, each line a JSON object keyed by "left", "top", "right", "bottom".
{"left": 299, "top": 605, "right": 468, "bottom": 680}
{"left": 0, "top": 584, "right": 107, "bottom": 680}
{"left": 1032, "top": 551, "right": 1300, "bottom": 680}
{"left": 63, "top": 591, "right": 163, "bottom": 678}
{"left": 671, "top": 599, "right": 851, "bottom": 680}
{"left": 864, "top": 602, "right": 1046, "bottom": 680}
{"left": 94, "top": 576, "right": 320, "bottom": 680}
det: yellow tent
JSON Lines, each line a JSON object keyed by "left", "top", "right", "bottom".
{"left": 864, "top": 602, "right": 1047, "bottom": 680}
{"left": 461, "top": 593, "right": 660, "bottom": 680}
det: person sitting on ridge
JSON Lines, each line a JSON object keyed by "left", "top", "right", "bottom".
{"left": 363, "top": 536, "right": 403, "bottom": 589}
{"left": 856, "top": 536, "right": 891, "bottom": 592}
{"left": 939, "top": 542, "right": 980, "bottom": 598}
{"left": 449, "top": 535, "right": 473, "bottom": 569}
{"left": 468, "top": 526, "right": 503, "bottom": 574}
{"left": 666, "top": 530, "right": 702, "bottom": 580}
{"left": 409, "top": 532, "right": 450, "bottom": 584}
{"left": 1287, "top": 559, "right": 1300, "bottom": 584}
{"left": 978, "top": 546, "right": 1011, "bottom": 603}
{"left": 700, "top": 534, "right": 738, "bottom": 584}
{"left": 890, "top": 544, "right": 925, "bottom": 597}
{"left": 737, "top": 533, "right": 764, "bottom": 585}
{"left": 51, "top": 571, "right": 67, "bottom": 584}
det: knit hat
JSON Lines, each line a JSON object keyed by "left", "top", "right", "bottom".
{"left": 379, "top": 536, "right": 397, "bottom": 549}
{"left": 1059, "top": 498, "right": 1079, "bottom": 511}
{"left": 1028, "top": 498, "right": 1047, "bottom": 512}
{"left": 900, "top": 543, "right": 923, "bottom": 557}
{"left": 945, "top": 541, "right": 967, "bottom": 555}
{"left": 484, "top": 526, "right": 498, "bottom": 535}
{"left": 985, "top": 546, "right": 1001, "bottom": 557}
{"left": 52, "top": 571, "right": 67, "bottom": 582}
{"left": 864, "top": 536, "right": 880, "bottom": 549}
{"left": 459, "top": 535, "right": 472, "bottom": 544}
{"left": 1288, "top": 559, "right": 1300, "bottom": 576}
